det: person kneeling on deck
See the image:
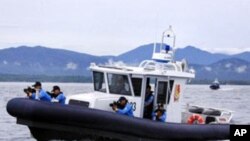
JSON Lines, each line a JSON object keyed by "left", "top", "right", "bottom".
{"left": 152, "top": 104, "right": 166, "bottom": 122}
{"left": 111, "top": 96, "right": 134, "bottom": 117}
{"left": 27, "top": 81, "right": 51, "bottom": 102}
{"left": 50, "top": 86, "right": 66, "bottom": 104}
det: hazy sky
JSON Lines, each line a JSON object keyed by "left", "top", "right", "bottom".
{"left": 0, "top": 0, "right": 250, "bottom": 55}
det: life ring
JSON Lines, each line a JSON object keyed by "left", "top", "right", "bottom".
{"left": 187, "top": 114, "right": 204, "bottom": 124}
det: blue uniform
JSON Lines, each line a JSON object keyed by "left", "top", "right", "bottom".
{"left": 145, "top": 94, "right": 154, "bottom": 107}
{"left": 116, "top": 103, "right": 134, "bottom": 117}
{"left": 55, "top": 92, "right": 66, "bottom": 104}
{"left": 144, "top": 93, "right": 154, "bottom": 119}
{"left": 153, "top": 112, "right": 167, "bottom": 122}
{"left": 30, "top": 89, "right": 51, "bottom": 102}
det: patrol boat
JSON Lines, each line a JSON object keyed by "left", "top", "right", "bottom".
{"left": 7, "top": 26, "right": 232, "bottom": 141}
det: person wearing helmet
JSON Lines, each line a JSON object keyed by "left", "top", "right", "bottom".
{"left": 112, "top": 96, "right": 134, "bottom": 117}
{"left": 29, "top": 81, "right": 51, "bottom": 102}
{"left": 50, "top": 85, "right": 66, "bottom": 104}
{"left": 152, "top": 103, "right": 166, "bottom": 122}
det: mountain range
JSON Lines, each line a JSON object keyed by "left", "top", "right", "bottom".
{"left": 0, "top": 43, "right": 250, "bottom": 82}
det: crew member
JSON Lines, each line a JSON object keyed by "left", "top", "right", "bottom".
{"left": 152, "top": 103, "right": 166, "bottom": 122}
{"left": 112, "top": 96, "right": 134, "bottom": 117}
{"left": 144, "top": 85, "right": 154, "bottom": 119}
{"left": 29, "top": 81, "right": 51, "bottom": 102}
{"left": 51, "top": 85, "right": 66, "bottom": 104}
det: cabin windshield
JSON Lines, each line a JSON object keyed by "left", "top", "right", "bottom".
{"left": 107, "top": 73, "right": 132, "bottom": 96}
{"left": 93, "top": 71, "right": 106, "bottom": 93}
{"left": 131, "top": 78, "right": 142, "bottom": 96}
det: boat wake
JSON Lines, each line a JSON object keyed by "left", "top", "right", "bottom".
{"left": 218, "top": 88, "right": 234, "bottom": 91}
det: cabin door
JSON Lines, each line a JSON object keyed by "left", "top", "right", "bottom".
{"left": 130, "top": 77, "right": 144, "bottom": 117}
{"left": 155, "top": 79, "right": 174, "bottom": 105}
{"left": 155, "top": 80, "right": 168, "bottom": 107}
{"left": 141, "top": 77, "right": 162, "bottom": 119}
{"left": 154, "top": 78, "right": 174, "bottom": 121}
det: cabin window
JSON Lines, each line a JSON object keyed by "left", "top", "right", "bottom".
{"left": 93, "top": 71, "right": 106, "bottom": 93}
{"left": 107, "top": 73, "right": 131, "bottom": 95}
{"left": 157, "top": 81, "right": 168, "bottom": 104}
{"left": 157, "top": 80, "right": 175, "bottom": 104}
{"left": 131, "top": 78, "right": 142, "bottom": 96}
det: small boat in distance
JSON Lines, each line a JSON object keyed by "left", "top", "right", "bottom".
{"left": 210, "top": 78, "right": 220, "bottom": 90}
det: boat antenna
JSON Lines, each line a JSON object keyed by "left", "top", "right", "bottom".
{"left": 160, "top": 25, "right": 176, "bottom": 62}
{"left": 153, "top": 15, "right": 159, "bottom": 58}
{"left": 153, "top": 41, "right": 156, "bottom": 56}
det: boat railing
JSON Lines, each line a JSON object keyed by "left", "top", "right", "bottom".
{"left": 139, "top": 60, "right": 180, "bottom": 72}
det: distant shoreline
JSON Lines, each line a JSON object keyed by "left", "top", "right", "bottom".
{"left": 0, "top": 74, "right": 92, "bottom": 83}
{"left": 0, "top": 74, "right": 250, "bottom": 85}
